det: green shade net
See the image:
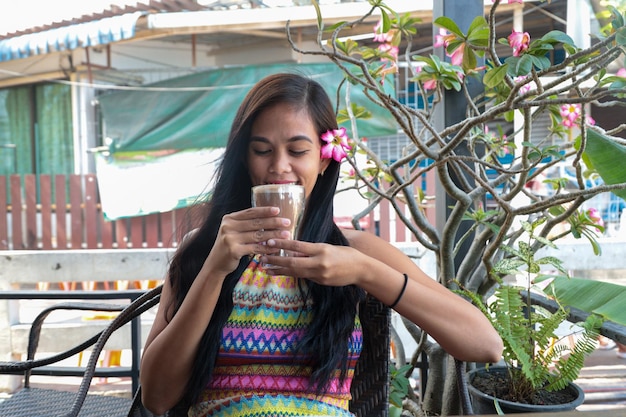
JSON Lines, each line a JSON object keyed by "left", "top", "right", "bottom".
{"left": 98, "top": 62, "right": 398, "bottom": 154}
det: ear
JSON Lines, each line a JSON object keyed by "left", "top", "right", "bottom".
{"left": 319, "top": 158, "right": 332, "bottom": 176}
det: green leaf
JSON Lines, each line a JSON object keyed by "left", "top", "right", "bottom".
{"left": 540, "top": 30, "right": 576, "bottom": 47}
{"left": 609, "top": 5, "right": 625, "bottom": 30}
{"left": 583, "top": 128, "right": 626, "bottom": 200}
{"left": 494, "top": 398, "right": 504, "bottom": 415}
{"left": 483, "top": 64, "right": 508, "bottom": 88}
{"left": 617, "top": 26, "right": 626, "bottom": 46}
{"left": 312, "top": 0, "right": 323, "bottom": 30}
{"left": 608, "top": 77, "right": 626, "bottom": 90}
{"left": 335, "top": 38, "right": 360, "bottom": 56}
{"left": 381, "top": 8, "right": 391, "bottom": 33}
{"left": 530, "top": 55, "right": 551, "bottom": 71}
{"left": 589, "top": 237, "right": 602, "bottom": 256}
{"left": 547, "top": 277, "right": 626, "bottom": 326}
{"left": 505, "top": 55, "right": 535, "bottom": 77}
{"left": 462, "top": 44, "right": 477, "bottom": 71}
{"left": 389, "top": 405, "right": 402, "bottom": 417}
{"left": 516, "top": 55, "right": 533, "bottom": 75}
{"left": 467, "top": 28, "right": 489, "bottom": 47}
{"left": 325, "top": 20, "right": 349, "bottom": 32}
{"left": 434, "top": 16, "right": 464, "bottom": 37}
{"left": 493, "top": 258, "right": 526, "bottom": 275}
{"left": 467, "top": 15, "right": 487, "bottom": 35}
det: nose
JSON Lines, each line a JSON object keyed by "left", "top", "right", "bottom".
{"left": 269, "top": 150, "right": 292, "bottom": 174}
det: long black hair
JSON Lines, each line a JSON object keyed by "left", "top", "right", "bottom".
{"left": 166, "top": 72, "right": 365, "bottom": 409}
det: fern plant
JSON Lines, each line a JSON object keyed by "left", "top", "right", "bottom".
{"left": 460, "top": 219, "right": 602, "bottom": 403}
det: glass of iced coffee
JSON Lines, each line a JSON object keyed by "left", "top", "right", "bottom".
{"left": 251, "top": 184, "right": 305, "bottom": 258}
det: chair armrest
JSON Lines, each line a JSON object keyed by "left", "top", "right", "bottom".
{"left": 27, "top": 302, "right": 127, "bottom": 361}
{"left": 0, "top": 303, "right": 125, "bottom": 377}
{"left": 67, "top": 286, "right": 161, "bottom": 417}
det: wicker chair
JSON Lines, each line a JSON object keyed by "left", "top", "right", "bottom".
{"left": 1, "top": 288, "right": 470, "bottom": 417}
{"left": 0, "top": 286, "right": 162, "bottom": 417}
{"left": 127, "top": 294, "right": 392, "bottom": 417}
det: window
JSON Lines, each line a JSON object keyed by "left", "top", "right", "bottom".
{"left": 0, "top": 83, "right": 73, "bottom": 176}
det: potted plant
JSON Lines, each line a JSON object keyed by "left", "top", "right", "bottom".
{"left": 289, "top": 0, "right": 626, "bottom": 415}
{"left": 459, "top": 218, "right": 603, "bottom": 414}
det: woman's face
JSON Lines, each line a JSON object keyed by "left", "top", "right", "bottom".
{"left": 247, "top": 102, "right": 331, "bottom": 197}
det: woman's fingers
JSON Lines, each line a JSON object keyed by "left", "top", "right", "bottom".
{"left": 214, "top": 208, "right": 293, "bottom": 264}
{"left": 261, "top": 240, "right": 363, "bottom": 287}
{"left": 231, "top": 206, "right": 280, "bottom": 219}
{"left": 265, "top": 238, "right": 310, "bottom": 255}
{"left": 222, "top": 207, "right": 291, "bottom": 236}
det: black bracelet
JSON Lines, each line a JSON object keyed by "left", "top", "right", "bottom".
{"left": 389, "top": 273, "right": 408, "bottom": 308}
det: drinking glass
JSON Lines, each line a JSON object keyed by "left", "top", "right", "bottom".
{"left": 251, "top": 184, "right": 305, "bottom": 259}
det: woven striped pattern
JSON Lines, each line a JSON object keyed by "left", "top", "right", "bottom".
{"left": 189, "top": 256, "right": 363, "bottom": 417}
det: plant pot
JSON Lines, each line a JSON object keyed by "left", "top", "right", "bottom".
{"left": 466, "top": 366, "right": 585, "bottom": 414}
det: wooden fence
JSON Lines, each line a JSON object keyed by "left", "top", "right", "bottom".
{"left": 0, "top": 174, "right": 198, "bottom": 251}
{"left": 1, "top": 173, "right": 436, "bottom": 252}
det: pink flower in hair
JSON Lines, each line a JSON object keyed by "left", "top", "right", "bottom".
{"left": 320, "top": 127, "right": 351, "bottom": 162}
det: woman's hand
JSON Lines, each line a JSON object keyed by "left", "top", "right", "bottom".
{"left": 204, "top": 207, "right": 292, "bottom": 276}
{"left": 263, "top": 234, "right": 503, "bottom": 364}
{"left": 260, "top": 238, "right": 364, "bottom": 286}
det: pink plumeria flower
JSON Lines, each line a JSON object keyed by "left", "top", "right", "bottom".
{"left": 558, "top": 103, "right": 595, "bottom": 128}
{"left": 416, "top": 66, "right": 437, "bottom": 90}
{"left": 373, "top": 20, "right": 394, "bottom": 43}
{"left": 423, "top": 78, "right": 437, "bottom": 90}
{"left": 617, "top": 68, "right": 626, "bottom": 78}
{"left": 448, "top": 46, "right": 464, "bottom": 66}
{"left": 514, "top": 75, "right": 536, "bottom": 95}
{"left": 560, "top": 104, "right": 581, "bottom": 128}
{"left": 378, "top": 43, "right": 399, "bottom": 61}
{"left": 587, "top": 208, "right": 605, "bottom": 228}
{"left": 321, "top": 127, "right": 351, "bottom": 162}
{"left": 379, "top": 62, "right": 398, "bottom": 85}
{"left": 434, "top": 28, "right": 464, "bottom": 66}
{"left": 508, "top": 30, "right": 530, "bottom": 57}
{"left": 434, "top": 28, "right": 455, "bottom": 48}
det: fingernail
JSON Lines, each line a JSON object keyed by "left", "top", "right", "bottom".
{"left": 282, "top": 218, "right": 291, "bottom": 226}
{"left": 267, "top": 239, "right": 276, "bottom": 246}
{"left": 279, "top": 231, "right": 290, "bottom": 239}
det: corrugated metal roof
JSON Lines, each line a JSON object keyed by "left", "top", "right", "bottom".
{"left": 0, "top": 0, "right": 242, "bottom": 40}
{"left": 0, "top": 0, "right": 570, "bottom": 66}
{"left": 0, "top": 12, "right": 143, "bottom": 62}
{"left": 0, "top": 0, "right": 283, "bottom": 63}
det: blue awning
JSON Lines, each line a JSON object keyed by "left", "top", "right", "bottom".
{"left": 0, "top": 12, "right": 142, "bottom": 63}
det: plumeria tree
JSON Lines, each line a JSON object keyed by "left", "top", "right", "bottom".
{"left": 289, "top": 0, "right": 626, "bottom": 415}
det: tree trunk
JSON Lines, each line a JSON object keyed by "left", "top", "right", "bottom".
{"left": 421, "top": 344, "right": 447, "bottom": 415}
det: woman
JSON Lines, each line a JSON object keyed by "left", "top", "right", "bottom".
{"left": 140, "top": 72, "right": 503, "bottom": 416}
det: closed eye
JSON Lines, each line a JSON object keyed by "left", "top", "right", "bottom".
{"left": 251, "top": 148, "right": 271, "bottom": 156}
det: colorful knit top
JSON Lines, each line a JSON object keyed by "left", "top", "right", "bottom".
{"left": 189, "top": 255, "right": 363, "bottom": 417}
